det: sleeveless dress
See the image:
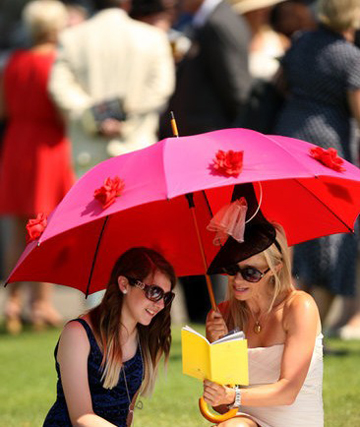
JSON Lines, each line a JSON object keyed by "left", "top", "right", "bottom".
{"left": 0, "top": 49, "right": 74, "bottom": 217}
{"left": 43, "top": 319, "right": 144, "bottom": 426}
{"left": 274, "top": 26, "right": 360, "bottom": 296}
{"left": 237, "top": 334, "right": 324, "bottom": 427}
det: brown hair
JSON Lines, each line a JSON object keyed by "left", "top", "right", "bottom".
{"left": 89, "top": 247, "right": 176, "bottom": 394}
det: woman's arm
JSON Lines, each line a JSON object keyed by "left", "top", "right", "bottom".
{"left": 57, "top": 321, "right": 116, "bottom": 427}
{"left": 205, "top": 306, "right": 229, "bottom": 343}
{"left": 203, "top": 292, "right": 321, "bottom": 407}
{"left": 347, "top": 89, "right": 360, "bottom": 126}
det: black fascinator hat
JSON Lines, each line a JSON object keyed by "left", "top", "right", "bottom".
{"left": 207, "top": 183, "right": 277, "bottom": 275}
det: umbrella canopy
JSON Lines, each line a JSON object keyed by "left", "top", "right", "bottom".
{"left": 6, "top": 128, "right": 360, "bottom": 295}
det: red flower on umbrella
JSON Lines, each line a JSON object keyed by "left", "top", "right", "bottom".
{"left": 211, "top": 149, "right": 244, "bottom": 177}
{"left": 310, "top": 146, "right": 345, "bottom": 172}
{"left": 26, "top": 213, "right": 47, "bottom": 242}
{"left": 94, "top": 176, "right": 125, "bottom": 209}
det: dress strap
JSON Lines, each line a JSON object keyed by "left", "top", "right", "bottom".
{"left": 70, "top": 318, "right": 101, "bottom": 352}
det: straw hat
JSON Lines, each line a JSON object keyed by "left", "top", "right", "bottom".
{"left": 228, "top": 0, "right": 286, "bottom": 14}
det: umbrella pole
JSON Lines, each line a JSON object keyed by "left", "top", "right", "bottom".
{"left": 188, "top": 197, "right": 217, "bottom": 312}
{"left": 170, "top": 111, "right": 217, "bottom": 311}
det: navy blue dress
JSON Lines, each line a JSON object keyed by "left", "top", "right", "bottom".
{"left": 275, "top": 26, "right": 360, "bottom": 296}
{"left": 43, "top": 319, "right": 144, "bottom": 426}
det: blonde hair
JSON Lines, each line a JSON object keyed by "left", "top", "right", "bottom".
{"left": 224, "top": 223, "right": 293, "bottom": 331}
{"left": 89, "top": 247, "right": 176, "bottom": 395}
{"left": 318, "top": 0, "right": 360, "bottom": 31}
{"left": 22, "top": 0, "right": 68, "bottom": 43}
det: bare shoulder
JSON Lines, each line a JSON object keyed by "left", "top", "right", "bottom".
{"left": 59, "top": 319, "right": 90, "bottom": 352}
{"left": 283, "top": 290, "right": 320, "bottom": 332}
{"left": 285, "top": 290, "right": 318, "bottom": 311}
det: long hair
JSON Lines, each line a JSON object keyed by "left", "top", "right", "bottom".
{"left": 224, "top": 223, "right": 293, "bottom": 331}
{"left": 89, "top": 247, "right": 176, "bottom": 394}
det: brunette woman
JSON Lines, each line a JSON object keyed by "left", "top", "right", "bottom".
{"left": 44, "top": 246, "right": 176, "bottom": 426}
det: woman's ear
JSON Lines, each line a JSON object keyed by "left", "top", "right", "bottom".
{"left": 269, "top": 262, "right": 283, "bottom": 277}
{"left": 118, "top": 276, "right": 128, "bottom": 294}
{"left": 274, "top": 262, "right": 283, "bottom": 274}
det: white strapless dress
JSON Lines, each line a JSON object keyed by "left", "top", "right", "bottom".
{"left": 238, "top": 334, "right": 324, "bottom": 427}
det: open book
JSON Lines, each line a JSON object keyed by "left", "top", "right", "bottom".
{"left": 181, "top": 325, "right": 249, "bottom": 385}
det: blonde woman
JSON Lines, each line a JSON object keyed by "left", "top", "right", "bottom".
{"left": 44, "top": 247, "right": 176, "bottom": 426}
{"left": 203, "top": 220, "right": 323, "bottom": 426}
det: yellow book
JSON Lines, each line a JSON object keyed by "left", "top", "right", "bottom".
{"left": 181, "top": 325, "right": 249, "bottom": 385}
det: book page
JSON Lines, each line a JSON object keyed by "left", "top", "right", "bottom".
{"left": 182, "top": 325, "right": 210, "bottom": 344}
{"left": 181, "top": 328, "right": 210, "bottom": 380}
{"left": 212, "top": 329, "right": 245, "bottom": 345}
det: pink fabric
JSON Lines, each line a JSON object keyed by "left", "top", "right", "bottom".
{"left": 7, "top": 128, "right": 360, "bottom": 294}
{"left": 207, "top": 197, "right": 248, "bottom": 245}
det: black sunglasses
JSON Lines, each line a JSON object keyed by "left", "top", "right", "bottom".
{"left": 126, "top": 277, "right": 175, "bottom": 306}
{"left": 222, "top": 265, "right": 270, "bottom": 283}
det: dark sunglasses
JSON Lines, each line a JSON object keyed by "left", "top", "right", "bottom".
{"left": 126, "top": 277, "right": 175, "bottom": 306}
{"left": 222, "top": 265, "right": 270, "bottom": 283}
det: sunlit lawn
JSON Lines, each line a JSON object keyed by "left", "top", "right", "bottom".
{"left": 0, "top": 324, "right": 359, "bottom": 426}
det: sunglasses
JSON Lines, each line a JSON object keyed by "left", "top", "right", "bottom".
{"left": 126, "top": 277, "right": 175, "bottom": 306}
{"left": 222, "top": 265, "right": 270, "bottom": 283}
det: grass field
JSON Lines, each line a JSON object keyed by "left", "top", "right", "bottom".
{"left": 0, "top": 324, "right": 359, "bottom": 427}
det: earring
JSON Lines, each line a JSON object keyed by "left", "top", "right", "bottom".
{"left": 123, "top": 289, "right": 128, "bottom": 294}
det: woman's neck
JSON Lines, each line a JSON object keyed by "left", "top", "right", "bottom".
{"left": 246, "top": 290, "right": 290, "bottom": 316}
{"left": 119, "top": 316, "right": 138, "bottom": 344}
{"left": 342, "top": 28, "right": 355, "bottom": 43}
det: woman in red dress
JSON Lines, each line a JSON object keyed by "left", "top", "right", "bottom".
{"left": 0, "top": 0, "right": 75, "bottom": 334}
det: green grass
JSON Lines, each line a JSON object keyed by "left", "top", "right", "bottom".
{"left": 0, "top": 325, "right": 359, "bottom": 426}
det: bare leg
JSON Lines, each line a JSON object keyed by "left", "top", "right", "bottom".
{"left": 4, "top": 217, "right": 27, "bottom": 334}
{"left": 311, "top": 286, "right": 335, "bottom": 324}
{"left": 4, "top": 281, "right": 23, "bottom": 334}
{"left": 30, "top": 282, "right": 63, "bottom": 330}
{"left": 338, "top": 294, "right": 360, "bottom": 339}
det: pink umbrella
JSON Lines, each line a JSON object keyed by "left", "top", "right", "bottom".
{"left": 6, "top": 128, "right": 360, "bottom": 301}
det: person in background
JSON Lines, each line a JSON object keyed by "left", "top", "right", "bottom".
{"left": 165, "top": 0, "right": 252, "bottom": 136}
{"left": 228, "top": 0, "right": 289, "bottom": 81}
{"left": 63, "top": 0, "right": 91, "bottom": 25}
{"left": 130, "top": 0, "right": 178, "bottom": 32}
{"left": 274, "top": 0, "right": 360, "bottom": 346}
{"left": 0, "top": 0, "right": 75, "bottom": 334}
{"left": 203, "top": 215, "right": 323, "bottom": 426}
{"left": 43, "top": 247, "right": 176, "bottom": 426}
{"left": 48, "top": 0, "right": 175, "bottom": 178}
{"left": 270, "top": 0, "right": 317, "bottom": 40}
{"left": 227, "top": 0, "right": 290, "bottom": 134}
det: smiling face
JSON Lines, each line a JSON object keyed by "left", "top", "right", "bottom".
{"left": 119, "top": 270, "right": 172, "bottom": 327}
{"left": 229, "top": 253, "right": 272, "bottom": 302}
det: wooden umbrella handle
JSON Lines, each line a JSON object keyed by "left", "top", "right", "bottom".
{"left": 189, "top": 206, "right": 217, "bottom": 311}
{"left": 199, "top": 396, "right": 239, "bottom": 424}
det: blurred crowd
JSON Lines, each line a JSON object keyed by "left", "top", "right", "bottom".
{"left": 0, "top": 0, "right": 360, "bottom": 345}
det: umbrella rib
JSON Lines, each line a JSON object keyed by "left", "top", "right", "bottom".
{"left": 293, "top": 178, "right": 354, "bottom": 233}
{"left": 85, "top": 215, "right": 109, "bottom": 297}
{"left": 202, "top": 190, "right": 214, "bottom": 218}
